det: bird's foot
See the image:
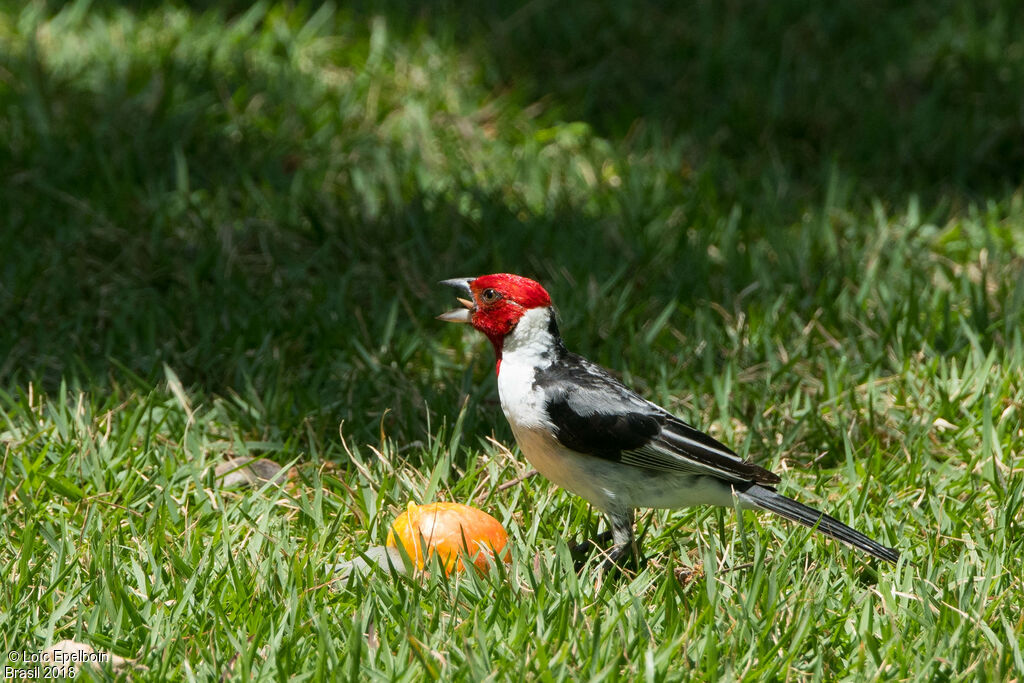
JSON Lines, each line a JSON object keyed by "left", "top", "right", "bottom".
{"left": 582, "top": 542, "right": 646, "bottom": 575}
{"left": 570, "top": 530, "right": 614, "bottom": 559}
{"left": 599, "top": 542, "right": 633, "bottom": 573}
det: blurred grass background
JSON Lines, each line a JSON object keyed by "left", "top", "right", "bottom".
{"left": 2, "top": 1, "right": 1023, "bottom": 679}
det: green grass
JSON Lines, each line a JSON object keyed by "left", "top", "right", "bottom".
{"left": 2, "top": 1, "right": 1024, "bottom": 680}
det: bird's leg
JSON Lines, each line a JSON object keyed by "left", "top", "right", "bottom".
{"left": 600, "top": 510, "right": 637, "bottom": 571}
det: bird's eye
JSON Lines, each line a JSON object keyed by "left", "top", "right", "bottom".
{"left": 481, "top": 288, "right": 502, "bottom": 304}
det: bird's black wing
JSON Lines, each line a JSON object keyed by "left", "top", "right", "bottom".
{"left": 536, "top": 353, "right": 779, "bottom": 485}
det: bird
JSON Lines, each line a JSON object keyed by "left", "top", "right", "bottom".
{"left": 438, "top": 273, "right": 899, "bottom": 568}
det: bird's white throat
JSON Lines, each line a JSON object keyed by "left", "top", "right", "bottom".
{"left": 497, "top": 307, "right": 558, "bottom": 430}
{"left": 502, "top": 307, "right": 558, "bottom": 367}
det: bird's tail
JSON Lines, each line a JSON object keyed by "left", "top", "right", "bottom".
{"left": 737, "top": 485, "right": 899, "bottom": 563}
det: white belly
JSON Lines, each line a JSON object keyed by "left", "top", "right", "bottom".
{"left": 507, "top": 423, "right": 735, "bottom": 514}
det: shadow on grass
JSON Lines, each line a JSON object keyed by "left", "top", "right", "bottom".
{"left": 0, "top": 7, "right": 720, "bottom": 410}
{"left": 384, "top": 0, "right": 1024, "bottom": 199}
{"left": 73, "top": 0, "right": 1024, "bottom": 201}
{"left": 0, "top": 45, "right": 715, "bottom": 441}
{"left": 2, "top": 0, "right": 1021, "bottom": 441}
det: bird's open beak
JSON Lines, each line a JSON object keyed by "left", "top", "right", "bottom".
{"left": 437, "top": 278, "right": 476, "bottom": 323}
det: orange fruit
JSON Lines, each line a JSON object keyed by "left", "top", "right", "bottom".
{"left": 386, "top": 502, "right": 510, "bottom": 574}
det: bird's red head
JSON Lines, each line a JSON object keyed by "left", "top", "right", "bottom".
{"left": 438, "top": 273, "right": 552, "bottom": 359}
